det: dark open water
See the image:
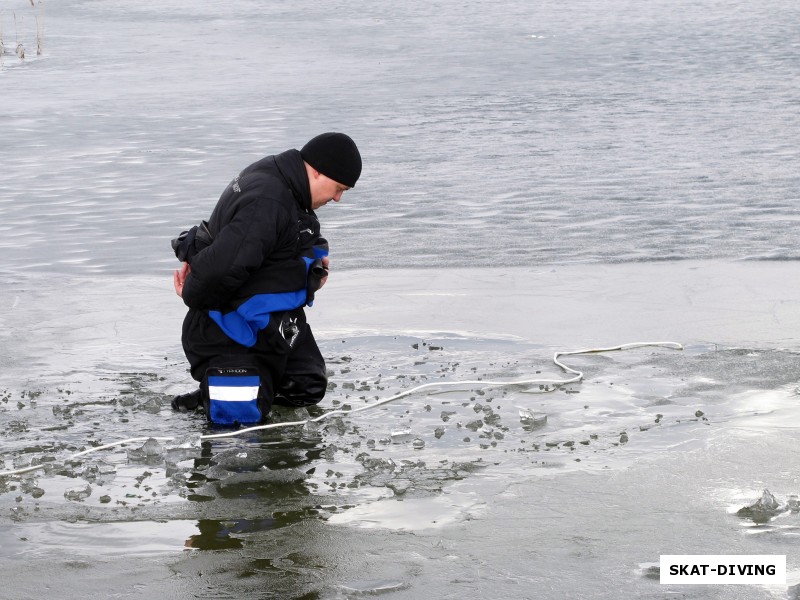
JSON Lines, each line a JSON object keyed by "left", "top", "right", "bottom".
{"left": 1, "top": 1, "right": 799, "bottom": 598}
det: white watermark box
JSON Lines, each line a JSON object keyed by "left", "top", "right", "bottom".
{"left": 660, "top": 555, "right": 786, "bottom": 585}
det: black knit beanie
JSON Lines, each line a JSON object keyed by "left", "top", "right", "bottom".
{"left": 300, "top": 132, "right": 362, "bottom": 187}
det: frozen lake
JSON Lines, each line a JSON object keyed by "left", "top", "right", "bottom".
{"left": 2, "top": 0, "right": 800, "bottom": 598}
{"left": 1, "top": 0, "right": 799, "bottom": 275}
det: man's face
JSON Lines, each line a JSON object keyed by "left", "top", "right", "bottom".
{"left": 309, "top": 170, "right": 350, "bottom": 210}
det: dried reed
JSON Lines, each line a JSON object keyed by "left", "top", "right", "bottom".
{"left": 0, "top": 2, "right": 43, "bottom": 66}
{"left": 35, "top": 1, "right": 43, "bottom": 55}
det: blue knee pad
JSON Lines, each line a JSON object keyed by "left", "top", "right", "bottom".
{"left": 203, "top": 367, "right": 270, "bottom": 425}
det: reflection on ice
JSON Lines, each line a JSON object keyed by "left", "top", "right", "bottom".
{"left": 327, "top": 490, "right": 487, "bottom": 531}
{"left": 337, "top": 579, "right": 410, "bottom": 595}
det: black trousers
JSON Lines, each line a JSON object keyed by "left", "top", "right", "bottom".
{"left": 182, "top": 307, "right": 327, "bottom": 410}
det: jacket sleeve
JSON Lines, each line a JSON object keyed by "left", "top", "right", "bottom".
{"left": 181, "top": 194, "right": 288, "bottom": 310}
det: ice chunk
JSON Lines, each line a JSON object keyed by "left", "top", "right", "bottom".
{"left": 519, "top": 408, "right": 547, "bottom": 431}
{"left": 464, "top": 419, "right": 483, "bottom": 432}
{"left": 64, "top": 484, "right": 92, "bottom": 501}
{"left": 135, "top": 398, "right": 161, "bottom": 413}
{"left": 390, "top": 429, "right": 414, "bottom": 443}
{"left": 165, "top": 434, "right": 202, "bottom": 450}
{"left": 127, "top": 437, "right": 165, "bottom": 463}
{"left": 357, "top": 453, "right": 396, "bottom": 471}
{"left": 140, "top": 438, "right": 164, "bottom": 456}
{"left": 736, "top": 489, "right": 785, "bottom": 523}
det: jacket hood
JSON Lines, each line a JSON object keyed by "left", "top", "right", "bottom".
{"left": 273, "top": 149, "right": 312, "bottom": 212}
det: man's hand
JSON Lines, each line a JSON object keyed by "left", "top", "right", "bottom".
{"left": 174, "top": 262, "right": 191, "bottom": 297}
{"left": 318, "top": 256, "right": 329, "bottom": 290}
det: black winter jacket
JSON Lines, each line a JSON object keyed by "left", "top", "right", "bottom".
{"left": 177, "top": 149, "right": 328, "bottom": 347}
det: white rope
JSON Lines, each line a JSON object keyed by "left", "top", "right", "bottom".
{"left": 0, "top": 341, "right": 682, "bottom": 477}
